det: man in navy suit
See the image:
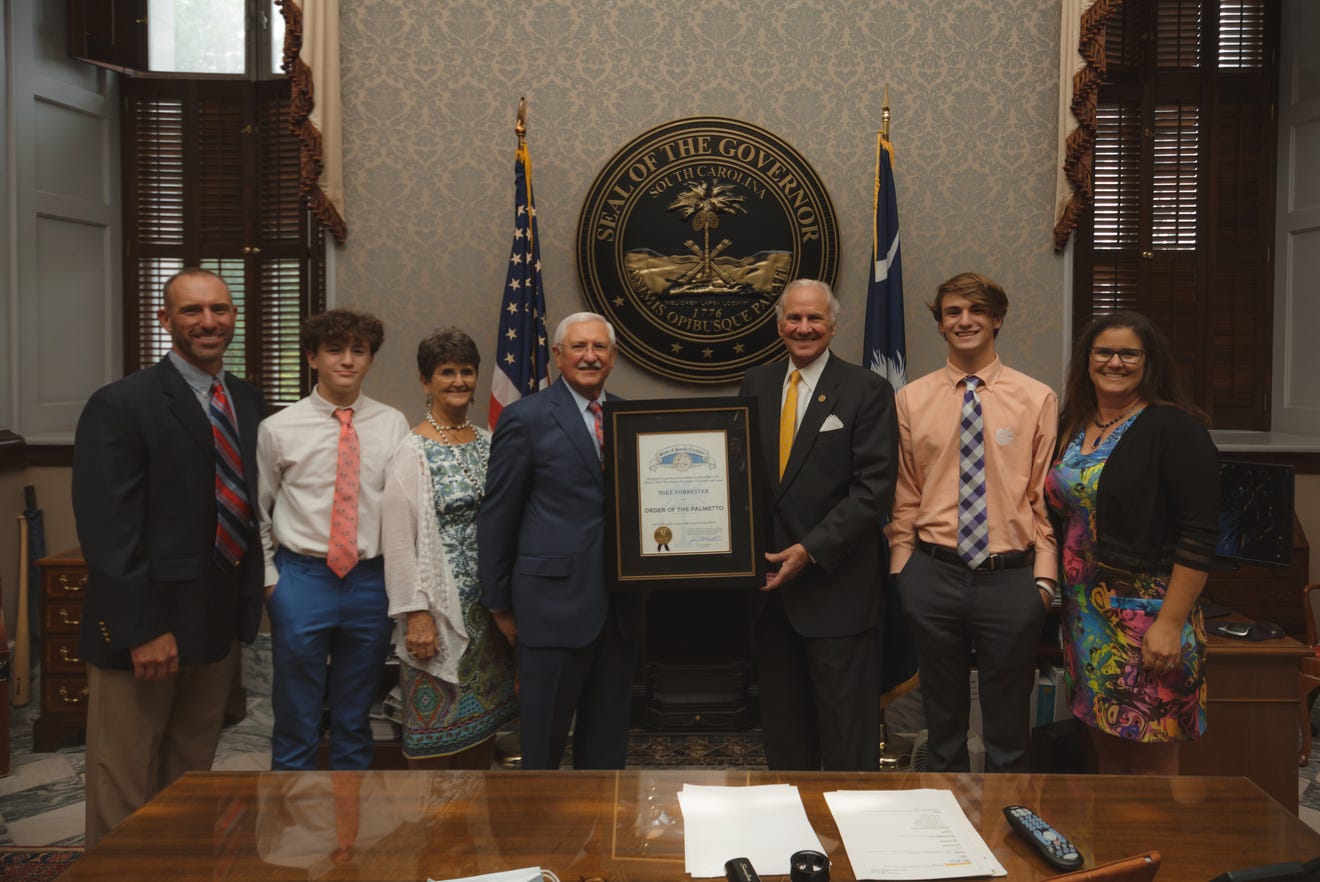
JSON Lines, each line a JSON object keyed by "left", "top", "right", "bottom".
{"left": 73, "top": 268, "right": 265, "bottom": 845}
{"left": 478, "top": 311, "right": 636, "bottom": 769}
{"left": 739, "top": 279, "right": 898, "bottom": 771}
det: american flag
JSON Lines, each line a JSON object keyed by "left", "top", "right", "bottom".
{"left": 489, "top": 140, "right": 550, "bottom": 428}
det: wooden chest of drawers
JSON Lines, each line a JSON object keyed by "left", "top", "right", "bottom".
{"left": 33, "top": 549, "right": 88, "bottom": 751}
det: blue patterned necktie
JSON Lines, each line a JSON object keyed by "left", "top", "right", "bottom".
{"left": 209, "top": 378, "right": 251, "bottom": 567}
{"left": 956, "top": 375, "right": 989, "bottom": 568}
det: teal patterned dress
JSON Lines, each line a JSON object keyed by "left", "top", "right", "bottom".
{"left": 399, "top": 436, "right": 517, "bottom": 758}
{"left": 1044, "top": 416, "right": 1207, "bottom": 742}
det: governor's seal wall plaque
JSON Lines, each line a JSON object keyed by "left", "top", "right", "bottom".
{"left": 577, "top": 117, "right": 839, "bottom": 384}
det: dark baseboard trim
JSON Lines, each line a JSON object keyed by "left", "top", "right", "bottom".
{"left": 26, "top": 445, "right": 74, "bottom": 467}
{"left": 0, "top": 430, "right": 25, "bottom": 471}
{"left": 0, "top": 431, "right": 74, "bottom": 470}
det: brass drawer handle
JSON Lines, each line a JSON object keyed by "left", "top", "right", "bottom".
{"left": 59, "top": 646, "right": 82, "bottom": 664}
{"left": 58, "top": 609, "right": 82, "bottom": 626}
{"left": 58, "top": 685, "right": 89, "bottom": 704}
{"left": 56, "top": 574, "right": 87, "bottom": 592}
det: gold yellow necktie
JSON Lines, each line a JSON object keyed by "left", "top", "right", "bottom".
{"left": 778, "top": 369, "right": 801, "bottom": 479}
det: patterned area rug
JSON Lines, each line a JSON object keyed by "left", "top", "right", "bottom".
{"left": 627, "top": 731, "right": 767, "bottom": 769}
{"left": 0, "top": 847, "right": 82, "bottom": 882}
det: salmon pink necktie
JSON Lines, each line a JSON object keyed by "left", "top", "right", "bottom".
{"left": 326, "top": 407, "right": 359, "bottom": 578}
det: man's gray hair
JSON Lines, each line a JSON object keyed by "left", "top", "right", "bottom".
{"left": 774, "top": 279, "right": 840, "bottom": 324}
{"left": 553, "top": 311, "right": 617, "bottom": 346}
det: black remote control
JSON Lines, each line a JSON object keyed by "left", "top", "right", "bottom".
{"left": 1003, "top": 805, "right": 1084, "bottom": 871}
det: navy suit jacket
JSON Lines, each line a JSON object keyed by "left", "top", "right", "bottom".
{"left": 72, "top": 356, "right": 265, "bottom": 669}
{"left": 478, "top": 378, "right": 624, "bottom": 648}
{"left": 739, "top": 352, "right": 898, "bottom": 638}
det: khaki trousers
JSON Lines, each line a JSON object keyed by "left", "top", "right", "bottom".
{"left": 84, "top": 642, "right": 238, "bottom": 847}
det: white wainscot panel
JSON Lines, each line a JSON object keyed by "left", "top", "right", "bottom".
{"left": 35, "top": 98, "right": 107, "bottom": 204}
{"left": 34, "top": 215, "right": 111, "bottom": 405}
{"left": 1284, "top": 226, "right": 1320, "bottom": 410}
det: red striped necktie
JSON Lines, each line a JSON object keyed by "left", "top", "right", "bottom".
{"left": 209, "top": 378, "right": 251, "bottom": 567}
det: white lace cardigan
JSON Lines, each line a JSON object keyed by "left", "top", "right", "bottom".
{"left": 380, "top": 432, "right": 475, "bottom": 685}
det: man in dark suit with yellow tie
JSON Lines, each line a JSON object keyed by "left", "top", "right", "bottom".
{"left": 738, "top": 279, "right": 898, "bottom": 771}
{"left": 73, "top": 268, "right": 264, "bottom": 846}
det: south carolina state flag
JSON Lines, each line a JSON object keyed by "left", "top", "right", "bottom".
{"left": 863, "top": 134, "right": 906, "bottom": 390}
{"left": 862, "top": 133, "right": 917, "bottom": 708}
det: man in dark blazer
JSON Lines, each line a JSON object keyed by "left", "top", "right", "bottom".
{"left": 478, "top": 311, "right": 636, "bottom": 770}
{"left": 738, "top": 278, "right": 898, "bottom": 771}
{"left": 73, "top": 268, "right": 264, "bottom": 846}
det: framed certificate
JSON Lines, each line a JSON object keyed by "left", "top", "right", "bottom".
{"left": 603, "top": 397, "right": 765, "bottom": 589}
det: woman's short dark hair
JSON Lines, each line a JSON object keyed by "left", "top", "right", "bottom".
{"left": 1059, "top": 310, "right": 1203, "bottom": 440}
{"left": 417, "top": 327, "right": 481, "bottom": 379}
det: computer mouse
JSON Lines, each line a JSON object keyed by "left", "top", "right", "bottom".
{"left": 1250, "top": 621, "right": 1285, "bottom": 640}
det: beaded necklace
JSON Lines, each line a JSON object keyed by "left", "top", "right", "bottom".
{"left": 424, "top": 410, "right": 488, "bottom": 496}
{"left": 1090, "top": 402, "right": 1143, "bottom": 449}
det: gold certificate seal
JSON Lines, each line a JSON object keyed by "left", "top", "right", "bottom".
{"left": 654, "top": 526, "right": 673, "bottom": 551}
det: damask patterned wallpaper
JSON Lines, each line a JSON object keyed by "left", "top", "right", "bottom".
{"left": 337, "top": 0, "right": 1066, "bottom": 415}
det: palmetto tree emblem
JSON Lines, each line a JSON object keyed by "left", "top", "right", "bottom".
{"left": 667, "top": 180, "right": 747, "bottom": 291}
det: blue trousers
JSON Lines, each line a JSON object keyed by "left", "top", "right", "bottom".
{"left": 268, "top": 549, "right": 393, "bottom": 770}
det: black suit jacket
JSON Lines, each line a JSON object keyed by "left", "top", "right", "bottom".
{"left": 72, "top": 356, "right": 265, "bottom": 669}
{"left": 739, "top": 352, "right": 898, "bottom": 638}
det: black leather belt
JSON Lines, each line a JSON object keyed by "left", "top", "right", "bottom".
{"left": 918, "top": 540, "right": 1034, "bottom": 571}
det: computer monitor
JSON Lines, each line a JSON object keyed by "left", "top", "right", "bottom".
{"left": 1215, "top": 461, "right": 1295, "bottom": 569}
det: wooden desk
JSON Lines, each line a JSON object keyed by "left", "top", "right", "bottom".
{"left": 1183, "top": 627, "right": 1310, "bottom": 811}
{"left": 62, "top": 770, "right": 1320, "bottom": 881}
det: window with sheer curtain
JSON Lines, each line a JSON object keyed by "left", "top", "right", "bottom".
{"left": 1071, "top": 0, "right": 1279, "bottom": 430}
{"left": 70, "top": 0, "right": 322, "bottom": 409}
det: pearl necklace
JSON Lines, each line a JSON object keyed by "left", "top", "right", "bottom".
{"left": 1090, "top": 403, "right": 1143, "bottom": 449}
{"left": 424, "top": 411, "right": 487, "bottom": 496}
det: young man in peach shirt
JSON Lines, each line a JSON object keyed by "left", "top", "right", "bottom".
{"left": 886, "top": 272, "right": 1058, "bottom": 772}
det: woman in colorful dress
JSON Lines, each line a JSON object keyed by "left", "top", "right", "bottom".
{"left": 1045, "top": 311, "right": 1219, "bottom": 775}
{"left": 382, "top": 328, "right": 516, "bottom": 769}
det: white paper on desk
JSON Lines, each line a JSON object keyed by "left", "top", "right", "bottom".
{"left": 824, "top": 789, "right": 1006, "bottom": 880}
{"left": 428, "top": 868, "right": 544, "bottom": 882}
{"left": 677, "top": 784, "right": 825, "bottom": 878}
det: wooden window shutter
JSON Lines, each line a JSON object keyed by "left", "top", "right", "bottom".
{"left": 1073, "top": 0, "right": 1278, "bottom": 430}
{"left": 123, "top": 77, "right": 323, "bottom": 408}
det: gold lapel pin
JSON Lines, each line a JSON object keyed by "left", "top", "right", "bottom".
{"left": 818, "top": 394, "right": 826, "bottom": 403}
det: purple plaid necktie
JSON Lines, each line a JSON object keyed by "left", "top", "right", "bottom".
{"left": 956, "top": 375, "right": 989, "bottom": 568}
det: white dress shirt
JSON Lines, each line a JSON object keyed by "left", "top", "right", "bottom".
{"left": 257, "top": 387, "right": 410, "bottom": 585}
{"left": 781, "top": 349, "right": 830, "bottom": 440}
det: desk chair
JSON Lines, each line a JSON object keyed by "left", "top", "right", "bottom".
{"left": 1052, "top": 851, "right": 1160, "bottom": 882}
{"left": 1299, "top": 584, "right": 1320, "bottom": 765}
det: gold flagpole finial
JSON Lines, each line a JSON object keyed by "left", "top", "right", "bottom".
{"left": 515, "top": 97, "right": 527, "bottom": 146}
{"left": 881, "top": 83, "right": 891, "bottom": 142}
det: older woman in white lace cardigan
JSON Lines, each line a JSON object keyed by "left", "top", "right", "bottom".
{"left": 381, "top": 328, "right": 516, "bottom": 770}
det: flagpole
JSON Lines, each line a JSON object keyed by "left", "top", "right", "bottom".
{"left": 881, "top": 83, "right": 891, "bottom": 142}
{"left": 515, "top": 95, "right": 527, "bottom": 146}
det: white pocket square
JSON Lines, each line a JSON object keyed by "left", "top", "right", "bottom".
{"left": 820, "top": 414, "right": 844, "bottom": 432}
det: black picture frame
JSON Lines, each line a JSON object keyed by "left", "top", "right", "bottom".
{"left": 603, "top": 397, "right": 765, "bottom": 589}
